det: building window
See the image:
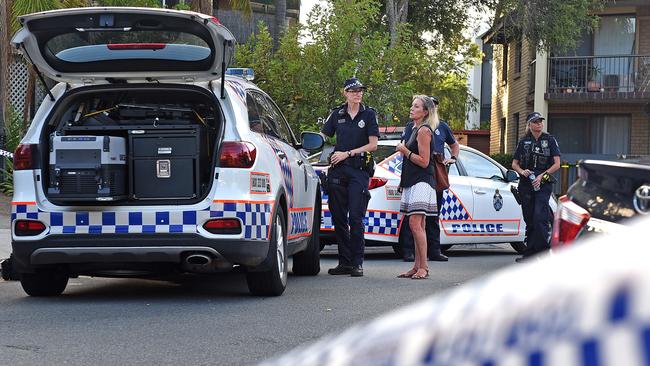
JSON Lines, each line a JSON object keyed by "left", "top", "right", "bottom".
{"left": 501, "top": 44, "right": 508, "bottom": 84}
{"left": 548, "top": 115, "right": 630, "bottom": 154}
{"left": 514, "top": 41, "right": 522, "bottom": 74}
{"left": 500, "top": 117, "right": 507, "bottom": 153}
{"left": 513, "top": 112, "right": 520, "bottom": 140}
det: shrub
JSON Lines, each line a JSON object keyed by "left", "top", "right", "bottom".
{"left": 1, "top": 109, "right": 27, "bottom": 196}
{"left": 490, "top": 153, "right": 514, "bottom": 169}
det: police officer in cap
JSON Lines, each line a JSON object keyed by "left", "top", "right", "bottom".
{"left": 321, "top": 77, "right": 379, "bottom": 277}
{"left": 512, "top": 112, "right": 561, "bottom": 262}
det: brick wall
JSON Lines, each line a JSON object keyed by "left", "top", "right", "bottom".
{"left": 490, "top": 40, "right": 534, "bottom": 155}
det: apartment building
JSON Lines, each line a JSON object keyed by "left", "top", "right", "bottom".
{"left": 484, "top": 0, "right": 650, "bottom": 166}
{"left": 214, "top": 0, "right": 300, "bottom": 44}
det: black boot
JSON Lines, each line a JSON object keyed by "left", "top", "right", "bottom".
{"left": 328, "top": 264, "right": 353, "bottom": 275}
{"left": 403, "top": 251, "right": 414, "bottom": 262}
{"left": 428, "top": 250, "right": 448, "bottom": 262}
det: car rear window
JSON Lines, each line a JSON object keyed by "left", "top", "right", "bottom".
{"left": 46, "top": 31, "right": 210, "bottom": 63}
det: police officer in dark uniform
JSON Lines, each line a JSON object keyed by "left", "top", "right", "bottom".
{"left": 399, "top": 96, "right": 459, "bottom": 262}
{"left": 322, "top": 78, "right": 379, "bottom": 277}
{"left": 512, "top": 112, "right": 561, "bottom": 262}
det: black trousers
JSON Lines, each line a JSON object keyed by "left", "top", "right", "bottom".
{"left": 327, "top": 165, "right": 371, "bottom": 266}
{"left": 399, "top": 190, "right": 444, "bottom": 256}
{"left": 519, "top": 182, "right": 553, "bottom": 256}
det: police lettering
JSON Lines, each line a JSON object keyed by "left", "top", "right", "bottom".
{"left": 451, "top": 223, "right": 504, "bottom": 234}
{"left": 291, "top": 211, "right": 309, "bottom": 235}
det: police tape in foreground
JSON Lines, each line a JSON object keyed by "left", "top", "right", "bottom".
{"left": 259, "top": 216, "right": 650, "bottom": 366}
{"left": 0, "top": 149, "right": 13, "bottom": 159}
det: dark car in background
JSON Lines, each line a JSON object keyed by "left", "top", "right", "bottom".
{"left": 552, "top": 159, "right": 650, "bottom": 247}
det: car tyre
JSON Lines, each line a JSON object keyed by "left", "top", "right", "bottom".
{"left": 246, "top": 209, "right": 288, "bottom": 296}
{"left": 510, "top": 242, "right": 527, "bottom": 254}
{"left": 440, "top": 245, "right": 453, "bottom": 254}
{"left": 292, "top": 200, "right": 321, "bottom": 276}
{"left": 20, "top": 270, "right": 68, "bottom": 297}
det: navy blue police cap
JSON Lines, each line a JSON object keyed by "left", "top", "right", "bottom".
{"left": 344, "top": 78, "right": 366, "bottom": 91}
{"left": 526, "top": 112, "right": 545, "bottom": 124}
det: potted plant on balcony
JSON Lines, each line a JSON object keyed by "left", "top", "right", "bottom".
{"left": 587, "top": 65, "right": 602, "bottom": 92}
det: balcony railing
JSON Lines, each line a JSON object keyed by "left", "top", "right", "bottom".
{"left": 548, "top": 54, "right": 650, "bottom": 95}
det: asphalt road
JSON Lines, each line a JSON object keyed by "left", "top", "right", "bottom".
{"left": 0, "top": 194, "right": 519, "bottom": 365}
{"left": 0, "top": 243, "right": 519, "bottom": 366}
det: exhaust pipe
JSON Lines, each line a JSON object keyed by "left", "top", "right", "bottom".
{"left": 185, "top": 253, "right": 212, "bottom": 266}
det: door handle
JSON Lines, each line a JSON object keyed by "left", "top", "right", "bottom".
{"left": 473, "top": 189, "right": 486, "bottom": 195}
{"left": 277, "top": 151, "right": 287, "bottom": 160}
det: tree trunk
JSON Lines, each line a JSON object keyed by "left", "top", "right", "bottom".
{"left": 1, "top": 0, "right": 14, "bottom": 126}
{"left": 273, "top": 0, "right": 286, "bottom": 50}
{"left": 191, "top": 0, "right": 214, "bottom": 16}
{"left": 386, "top": 0, "right": 408, "bottom": 48}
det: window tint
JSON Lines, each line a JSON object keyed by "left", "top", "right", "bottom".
{"left": 246, "top": 93, "right": 263, "bottom": 133}
{"left": 374, "top": 145, "right": 399, "bottom": 162}
{"left": 261, "top": 96, "right": 294, "bottom": 144}
{"left": 460, "top": 150, "right": 504, "bottom": 179}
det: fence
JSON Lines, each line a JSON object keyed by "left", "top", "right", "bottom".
{"left": 548, "top": 54, "right": 650, "bottom": 94}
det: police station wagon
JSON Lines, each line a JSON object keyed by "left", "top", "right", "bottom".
{"left": 3, "top": 7, "right": 324, "bottom": 297}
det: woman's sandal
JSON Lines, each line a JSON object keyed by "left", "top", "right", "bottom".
{"left": 397, "top": 268, "right": 418, "bottom": 278}
{"left": 411, "top": 268, "right": 430, "bottom": 280}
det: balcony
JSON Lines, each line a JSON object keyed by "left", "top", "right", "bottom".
{"left": 546, "top": 55, "right": 650, "bottom": 102}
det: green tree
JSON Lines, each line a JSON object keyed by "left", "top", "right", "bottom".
{"left": 235, "top": 0, "right": 480, "bottom": 134}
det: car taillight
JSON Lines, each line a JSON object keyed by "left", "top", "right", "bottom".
{"left": 551, "top": 195, "right": 590, "bottom": 248}
{"left": 107, "top": 43, "right": 166, "bottom": 50}
{"left": 14, "top": 144, "right": 35, "bottom": 170}
{"left": 368, "top": 177, "right": 388, "bottom": 190}
{"left": 203, "top": 218, "right": 241, "bottom": 234}
{"left": 14, "top": 220, "right": 46, "bottom": 236}
{"left": 219, "top": 142, "right": 256, "bottom": 168}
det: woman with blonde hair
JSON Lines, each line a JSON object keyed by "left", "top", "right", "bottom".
{"left": 395, "top": 95, "right": 438, "bottom": 279}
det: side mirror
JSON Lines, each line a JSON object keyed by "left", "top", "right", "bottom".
{"left": 506, "top": 169, "right": 519, "bottom": 182}
{"left": 301, "top": 132, "right": 324, "bottom": 152}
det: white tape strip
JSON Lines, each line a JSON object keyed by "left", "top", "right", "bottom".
{"left": 0, "top": 149, "right": 14, "bottom": 159}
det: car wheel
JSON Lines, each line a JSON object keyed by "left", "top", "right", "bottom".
{"left": 20, "top": 270, "right": 68, "bottom": 297}
{"left": 510, "top": 242, "right": 527, "bottom": 254}
{"left": 392, "top": 244, "right": 403, "bottom": 258}
{"left": 246, "top": 209, "right": 288, "bottom": 296}
{"left": 292, "top": 200, "right": 321, "bottom": 276}
{"left": 440, "top": 245, "right": 453, "bottom": 254}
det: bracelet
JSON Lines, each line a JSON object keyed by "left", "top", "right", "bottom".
{"left": 408, "top": 151, "right": 413, "bottom": 161}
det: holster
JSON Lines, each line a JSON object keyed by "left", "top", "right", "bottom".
{"left": 510, "top": 185, "right": 522, "bottom": 205}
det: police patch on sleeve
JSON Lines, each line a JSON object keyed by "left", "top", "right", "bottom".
{"left": 358, "top": 120, "right": 365, "bottom": 128}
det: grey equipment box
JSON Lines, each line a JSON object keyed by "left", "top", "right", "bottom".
{"left": 48, "top": 135, "right": 127, "bottom": 201}
{"left": 128, "top": 129, "right": 201, "bottom": 200}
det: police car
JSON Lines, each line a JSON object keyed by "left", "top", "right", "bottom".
{"left": 2, "top": 7, "right": 324, "bottom": 297}
{"left": 313, "top": 140, "right": 556, "bottom": 255}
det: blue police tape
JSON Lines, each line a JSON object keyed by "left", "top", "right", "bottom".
{"left": 0, "top": 149, "right": 13, "bottom": 159}
{"left": 259, "top": 216, "right": 650, "bottom": 366}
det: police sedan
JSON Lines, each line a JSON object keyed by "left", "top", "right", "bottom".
{"left": 312, "top": 140, "right": 555, "bottom": 255}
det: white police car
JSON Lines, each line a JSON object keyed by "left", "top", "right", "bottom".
{"left": 314, "top": 140, "right": 556, "bottom": 255}
{"left": 3, "top": 7, "right": 324, "bottom": 297}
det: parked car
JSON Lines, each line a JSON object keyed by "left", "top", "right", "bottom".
{"left": 551, "top": 159, "right": 650, "bottom": 247}
{"left": 310, "top": 140, "right": 555, "bottom": 256}
{"left": 1, "top": 7, "right": 324, "bottom": 297}
{"left": 259, "top": 216, "right": 650, "bottom": 366}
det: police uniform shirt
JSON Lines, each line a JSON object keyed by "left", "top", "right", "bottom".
{"left": 402, "top": 120, "right": 456, "bottom": 155}
{"left": 513, "top": 132, "right": 561, "bottom": 175}
{"left": 321, "top": 103, "right": 380, "bottom": 152}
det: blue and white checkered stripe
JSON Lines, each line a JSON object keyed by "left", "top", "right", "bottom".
{"left": 321, "top": 209, "right": 401, "bottom": 236}
{"left": 266, "top": 138, "right": 294, "bottom": 206}
{"left": 439, "top": 190, "right": 470, "bottom": 220}
{"left": 1, "top": 149, "right": 13, "bottom": 158}
{"left": 364, "top": 211, "right": 400, "bottom": 235}
{"left": 12, "top": 201, "right": 273, "bottom": 240}
{"left": 379, "top": 154, "right": 402, "bottom": 176}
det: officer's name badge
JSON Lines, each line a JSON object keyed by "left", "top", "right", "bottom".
{"left": 338, "top": 119, "right": 346, "bottom": 123}
{"left": 435, "top": 129, "right": 440, "bottom": 135}
{"left": 358, "top": 120, "right": 365, "bottom": 128}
